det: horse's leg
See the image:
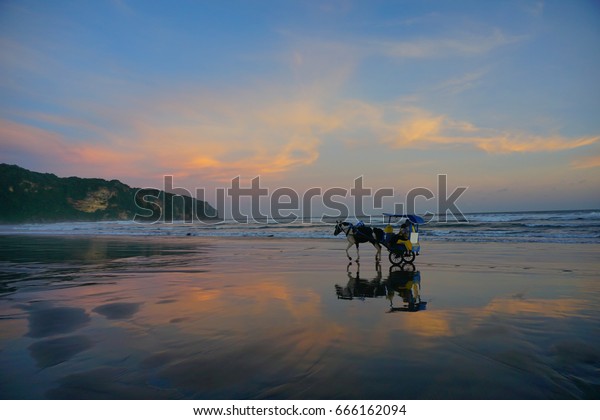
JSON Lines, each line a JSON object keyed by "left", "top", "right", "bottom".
{"left": 345, "top": 241, "right": 353, "bottom": 261}
{"left": 355, "top": 243, "right": 360, "bottom": 262}
{"left": 373, "top": 242, "right": 381, "bottom": 262}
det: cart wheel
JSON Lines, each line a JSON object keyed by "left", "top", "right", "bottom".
{"left": 401, "top": 251, "right": 416, "bottom": 263}
{"left": 401, "top": 262, "right": 416, "bottom": 272}
{"left": 389, "top": 252, "right": 403, "bottom": 265}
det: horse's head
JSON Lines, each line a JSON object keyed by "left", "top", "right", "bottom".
{"left": 334, "top": 220, "right": 343, "bottom": 236}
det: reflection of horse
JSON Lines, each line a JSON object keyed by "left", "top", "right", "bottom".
{"left": 334, "top": 263, "right": 427, "bottom": 312}
{"left": 333, "top": 221, "right": 384, "bottom": 263}
{"left": 335, "top": 263, "right": 384, "bottom": 300}
{"left": 384, "top": 264, "right": 426, "bottom": 312}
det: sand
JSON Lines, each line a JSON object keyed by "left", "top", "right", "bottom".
{"left": 0, "top": 235, "right": 599, "bottom": 399}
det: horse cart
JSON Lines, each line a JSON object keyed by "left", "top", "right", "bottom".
{"left": 381, "top": 213, "right": 424, "bottom": 265}
{"left": 334, "top": 214, "right": 425, "bottom": 264}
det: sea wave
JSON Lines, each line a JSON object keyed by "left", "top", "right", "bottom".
{"left": 464, "top": 210, "right": 600, "bottom": 223}
{"left": 1, "top": 209, "right": 599, "bottom": 244}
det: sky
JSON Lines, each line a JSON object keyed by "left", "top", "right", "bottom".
{"left": 1, "top": 0, "right": 599, "bottom": 213}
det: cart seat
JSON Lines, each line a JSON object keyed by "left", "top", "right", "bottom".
{"left": 410, "top": 232, "right": 419, "bottom": 244}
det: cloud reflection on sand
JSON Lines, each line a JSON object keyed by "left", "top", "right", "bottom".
{"left": 24, "top": 306, "right": 91, "bottom": 338}
{"left": 28, "top": 335, "right": 92, "bottom": 368}
{"left": 0, "top": 236, "right": 599, "bottom": 399}
{"left": 93, "top": 302, "right": 142, "bottom": 320}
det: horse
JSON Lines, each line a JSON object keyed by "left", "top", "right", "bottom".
{"left": 333, "top": 221, "right": 384, "bottom": 263}
{"left": 335, "top": 263, "right": 383, "bottom": 300}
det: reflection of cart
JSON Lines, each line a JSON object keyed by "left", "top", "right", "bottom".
{"left": 385, "top": 264, "right": 426, "bottom": 312}
{"left": 381, "top": 213, "right": 425, "bottom": 265}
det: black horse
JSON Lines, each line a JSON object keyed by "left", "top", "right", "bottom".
{"left": 334, "top": 221, "right": 384, "bottom": 262}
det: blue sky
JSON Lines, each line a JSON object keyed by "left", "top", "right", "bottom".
{"left": 1, "top": 0, "right": 599, "bottom": 212}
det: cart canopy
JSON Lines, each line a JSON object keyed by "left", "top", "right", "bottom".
{"left": 382, "top": 213, "right": 425, "bottom": 224}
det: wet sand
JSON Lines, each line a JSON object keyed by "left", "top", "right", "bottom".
{"left": 0, "top": 235, "right": 599, "bottom": 399}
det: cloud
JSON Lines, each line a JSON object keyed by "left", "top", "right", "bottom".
{"left": 1, "top": 77, "right": 334, "bottom": 182}
{"left": 125, "top": 94, "right": 333, "bottom": 180}
{"left": 327, "top": 102, "right": 599, "bottom": 154}
{"left": 367, "top": 107, "right": 600, "bottom": 154}
{"left": 524, "top": 1, "right": 545, "bottom": 17}
{"left": 265, "top": 134, "right": 321, "bottom": 173}
{"left": 4, "top": 89, "right": 597, "bottom": 187}
{"left": 400, "top": 311, "right": 454, "bottom": 337}
{"left": 372, "top": 29, "right": 523, "bottom": 59}
{"left": 571, "top": 155, "right": 600, "bottom": 169}
{"left": 396, "top": 114, "right": 445, "bottom": 144}
{"left": 111, "top": 0, "right": 135, "bottom": 16}
{"left": 435, "top": 69, "right": 488, "bottom": 94}
{"left": 0, "top": 118, "right": 135, "bottom": 176}
{"left": 476, "top": 297, "right": 587, "bottom": 319}
{"left": 2, "top": 22, "right": 594, "bottom": 183}
{"left": 280, "top": 36, "right": 359, "bottom": 94}
{"left": 0, "top": 18, "right": 544, "bottom": 183}
{"left": 471, "top": 133, "right": 600, "bottom": 153}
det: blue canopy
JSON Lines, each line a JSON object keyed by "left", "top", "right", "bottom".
{"left": 382, "top": 213, "right": 425, "bottom": 224}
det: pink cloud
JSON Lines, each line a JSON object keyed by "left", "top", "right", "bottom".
{"left": 571, "top": 155, "right": 600, "bottom": 169}
{"left": 0, "top": 118, "right": 135, "bottom": 178}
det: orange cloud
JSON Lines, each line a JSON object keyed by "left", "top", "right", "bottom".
{"left": 472, "top": 133, "right": 600, "bottom": 153}
{"left": 367, "top": 296, "right": 589, "bottom": 346}
{"left": 397, "top": 311, "right": 454, "bottom": 338}
{"left": 0, "top": 95, "right": 330, "bottom": 182}
{"left": 112, "top": 95, "right": 332, "bottom": 180}
{"left": 373, "top": 108, "right": 600, "bottom": 154}
{"left": 396, "top": 115, "right": 444, "bottom": 144}
{"left": 260, "top": 134, "right": 321, "bottom": 173}
{"left": 4, "top": 88, "right": 598, "bottom": 185}
{"left": 477, "top": 297, "right": 588, "bottom": 318}
{"left": 68, "top": 144, "right": 132, "bottom": 166}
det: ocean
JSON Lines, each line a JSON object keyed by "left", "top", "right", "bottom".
{"left": 1, "top": 209, "right": 599, "bottom": 244}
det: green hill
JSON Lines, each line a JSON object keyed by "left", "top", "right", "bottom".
{"left": 0, "top": 164, "right": 217, "bottom": 223}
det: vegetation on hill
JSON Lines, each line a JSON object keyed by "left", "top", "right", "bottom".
{"left": 0, "top": 164, "right": 217, "bottom": 223}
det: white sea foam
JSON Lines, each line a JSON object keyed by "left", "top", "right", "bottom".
{"left": 1, "top": 210, "right": 599, "bottom": 243}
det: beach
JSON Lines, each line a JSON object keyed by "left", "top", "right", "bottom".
{"left": 1, "top": 235, "right": 599, "bottom": 399}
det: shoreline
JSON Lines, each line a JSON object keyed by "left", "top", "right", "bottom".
{"left": 2, "top": 233, "right": 598, "bottom": 275}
